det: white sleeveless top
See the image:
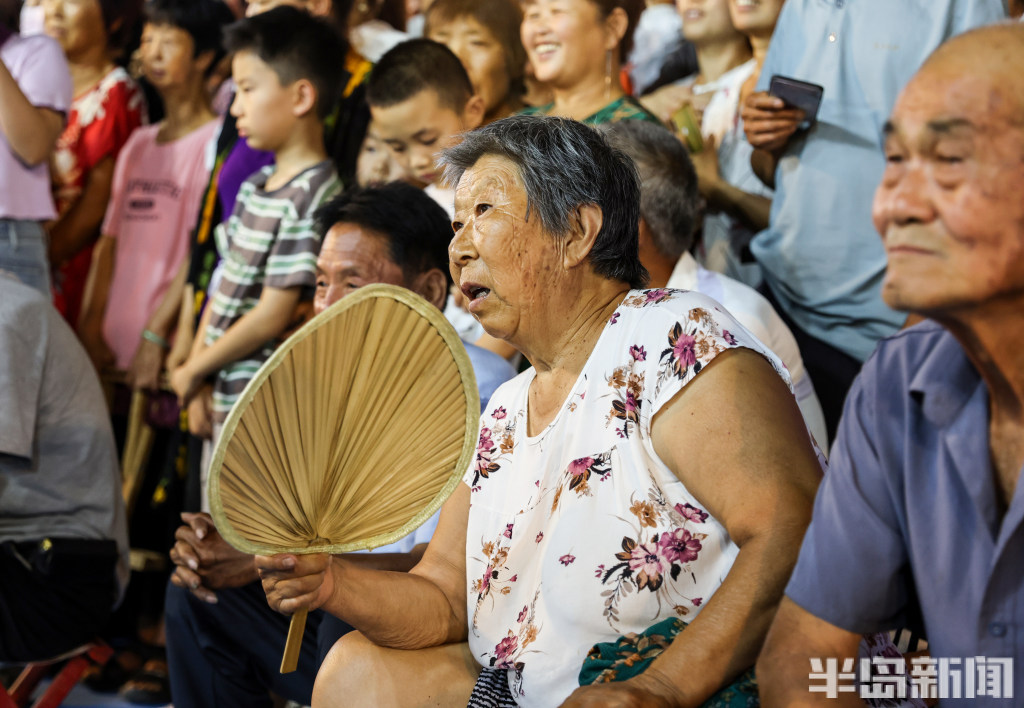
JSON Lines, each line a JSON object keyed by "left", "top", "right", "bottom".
{"left": 463, "top": 289, "right": 789, "bottom": 706}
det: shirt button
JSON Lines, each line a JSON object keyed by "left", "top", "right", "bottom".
{"left": 989, "top": 622, "right": 1007, "bottom": 637}
{"left": 828, "top": 32, "right": 837, "bottom": 43}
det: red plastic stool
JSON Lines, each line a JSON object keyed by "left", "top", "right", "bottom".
{"left": 0, "top": 642, "right": 114, "bottom": 708}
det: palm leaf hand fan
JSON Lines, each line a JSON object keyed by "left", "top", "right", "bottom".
{"left": 208, "top": 284, "right": 479, "bottom": 673}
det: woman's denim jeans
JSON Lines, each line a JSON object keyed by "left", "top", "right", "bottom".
{"left": 0, "top": 219, "right": 51, "bottom": 296}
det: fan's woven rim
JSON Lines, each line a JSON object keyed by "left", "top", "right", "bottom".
{"left": 208, "top": 283, "right": 480, "bottom": 556}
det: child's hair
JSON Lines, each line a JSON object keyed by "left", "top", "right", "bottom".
{"left": 425, "top": 0, "right": 526, "bottom": 98}
{"left": 223, "top": 6, "right": 345, "bottom": 121}
{"left": 145, "top": 0, "right": 233, "bottom": 65}
{"left": 366, "top": 39, "right": 474, "bottom": 114}
{"left": 314, "top": 182, "right": 455, "bottom": 287}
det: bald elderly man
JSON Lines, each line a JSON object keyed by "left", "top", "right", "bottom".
{"left": 757, "top": 24, "right": 1024, "bottom": 706}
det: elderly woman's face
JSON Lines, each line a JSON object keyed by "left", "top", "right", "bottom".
{"left": 450, "top": 155, "right": 563, "bottom": 342}
{"left": 521, "top": 0, "right": 612, "bottom": 89}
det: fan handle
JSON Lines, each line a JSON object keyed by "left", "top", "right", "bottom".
{"left": 280, "top": 607, "right": 308, "bottom": 674}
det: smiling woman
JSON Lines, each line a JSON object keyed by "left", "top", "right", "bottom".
{"left": 518, "top": 0, "right": 663, "bottom": 125}
{"left": 254, "top": 115, "right": 824, "bottom": 708}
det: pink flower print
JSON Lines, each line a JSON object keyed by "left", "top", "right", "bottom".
{"left": 559, "top": 554, "right": 576, "bottom": 566}
{"left": 658, "top": 528, "right": 703, "bottom": 565}
{"left": 503, "top": 523, "right": 513, "bottom": 539}
{"left": 568, "top": 457, "right": 595, "bottom": 479}
{"left": 645, "top": 289, "right": 670, "bottom": 304}
{"left": 609, "top": 312, "right": 620, "bottom": 325}
{"left": 722, "top": 330, "right": 738, "bottom": 346}
{"left": 509, "top": 574, "right": 517, "bottom": 582}
{"left": 492, "top": 406, "right": 507, "bottom": 420}
{"left": 627, "top": 541, "right": 667, "bottom": 591}
{"left": 493, "top": 634, "right": 519, "bottom": 668}
{"left": 480, "top": 564, "right": 493, "bottom": 594}
{"left": 594, "top": 564, "right": 605, "bottom": 578}
{"left": 693, "top": 597, "right": 703, "bottom": 607}
{"left": 672, "top": 331, "right": 697, "bottom": 368}
{"left": 535, "top": 532, "right": 544, "bottom": 543}
{"left": 473, "top": 427, "right": 500, "bottom": 483}
{"left": 629, "top": 344, "right": 646, "bottom": 362}
{"left": 518, "top": 606, "right": 528, "bottom": 623}
{"left": 676, "top": 503, "right": 709, "bottom": 524}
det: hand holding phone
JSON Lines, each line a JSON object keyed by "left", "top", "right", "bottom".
{"left": 768, "top": 75, "right": 824, "bottom": 129}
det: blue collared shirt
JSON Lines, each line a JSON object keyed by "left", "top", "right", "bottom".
{"left": 752, "top": 0, "right": 1005, "bottom": 361}
{"left": 786, "top": 321, "right": 1024, "bottom": 704}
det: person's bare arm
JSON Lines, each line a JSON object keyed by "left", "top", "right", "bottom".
{"left": 48, "top": 157, "right": 115, "bottom": 265}
{"left": 563, "top": 348, "right": 822, "bottom": 706}
{"left": 0, "top": 59, "right": 63, "bottom": 166}
{"left": 77, "top": 234, "right": 117, "bottom": 371}
{"left": 742, "top": 92, "right": 805, "bottom": 189}
{"left": 692, "top": 135, "right": 771, "bottom": 232}
{"left": 757, "top": 597, "right": 864, "bottom": 708}
{"left": 257, "top": 484, "right": 470, "bottom": 651}
{"left": 129, "top": 258, "right": 188, "bottom": 390}
{"left": 170, "top": 285, "right": 301, "bottom": 404}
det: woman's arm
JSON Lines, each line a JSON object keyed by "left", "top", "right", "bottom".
{"left": 692, "top": 136, "right": 771, "bottom": 232}
{"left": 77, "top": 234, "right": 117, "bottom": 371}
{"left": 48, "top": 156, "right": 116, "bottom": 265}
{"left": 0, "top": 58, "right": 64, "bottom": 166}
{"left": 565, "top": 348, "right": 822, "bottom": 707}
{"left": 257, "top": 483, "right": 471, "bottom": 651}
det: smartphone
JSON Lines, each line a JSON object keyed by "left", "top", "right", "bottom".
{"left": 768, "top": 75, "right": 824, "bottom": 128}
{"left": 671, "top": 104, "right": 704, "bottom": 154}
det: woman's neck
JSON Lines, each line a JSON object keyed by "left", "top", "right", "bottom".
{"left": 749, "top": 32, "right": 772, "bottom": 67}
{"left": 695, "top": 38, "right": 752, "bottom": 86}
{"left": 549, "top": 63, "right": 624, "bottom": 121}
{"left": 67, "top": 51, "right": 114, "bottom": 97}
{"left": 156, "top": 80, "right": 214, "bottom": 143}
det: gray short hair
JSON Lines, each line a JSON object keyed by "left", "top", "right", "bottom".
{"left": 440, "top": 115, "right": 648, "bottom": 289}
{"left": 599, "top": 120, "right": 700, "bottom": 260}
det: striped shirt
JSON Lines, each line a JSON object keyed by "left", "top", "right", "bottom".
{"left": 205, "top": 160, "right": 340, "bottom": 423}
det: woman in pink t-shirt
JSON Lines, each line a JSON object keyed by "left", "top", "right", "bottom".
{"left": 0, "top": 7, "right": 72, "bottom": 295}
{"left": 45, "top": 0, "right": 147, "bottom": 328}
{"left": 78, "top": 0, "right": 231, "bottom": 374}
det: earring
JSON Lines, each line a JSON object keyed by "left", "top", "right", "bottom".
{"left": 604, "top": 50, "right": 613, "bottom": 102}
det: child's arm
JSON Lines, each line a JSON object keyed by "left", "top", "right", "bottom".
{"left": 127, "top": 258, "right": 188, "bottom": 391}
{"left": 170, "top": 285, "right": 302, "bottom": 404}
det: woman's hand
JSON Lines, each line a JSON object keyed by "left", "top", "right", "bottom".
{"left": 256, "top": 553, "right": 336, "bottom": 616}
{"left": 128, "top": 338, "right": 165, "bottom": 391}
{"left": 639, "top": 83, "right": 695, "bottom": 124}
{"left": 559, "top": 671, "right": 684, "bottom": 707}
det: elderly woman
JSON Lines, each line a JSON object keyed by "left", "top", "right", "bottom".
{"left": 519, "top": 0, "right": 660, "bottom": 125}
{"left": 256, "top": 116, "right": 822, "bottom": 707}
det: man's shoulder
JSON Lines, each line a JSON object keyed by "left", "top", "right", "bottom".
{"left": 860, "top": 319, "right": 951, "bottom": 384}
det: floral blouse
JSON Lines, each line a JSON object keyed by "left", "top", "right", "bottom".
{"left": 50, "top": 66, "right": 145, "bottom": 326}
{"left": 463, "top": 288, "right": 790, "bottom": 706}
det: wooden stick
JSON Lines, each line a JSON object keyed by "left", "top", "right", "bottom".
{"left": 280, "top": 607, "right": 308, "bottom": 674}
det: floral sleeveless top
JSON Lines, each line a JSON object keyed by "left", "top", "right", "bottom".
{"left": 463, "top": 289, "right": 790, "bottom": 706}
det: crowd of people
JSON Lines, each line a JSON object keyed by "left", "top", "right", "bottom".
{"left": 1, "top": 0, "right": 1023, "bottom": 706}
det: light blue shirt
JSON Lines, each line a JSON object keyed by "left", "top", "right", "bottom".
{"left": 787, "top": 321, "right": 1024, "bottom": 704}
{"left": 752, "top": 0, "right": 1005, "bottom": 361}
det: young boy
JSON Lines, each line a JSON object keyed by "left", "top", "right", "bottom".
{"left": 170, "top": 6, "right": 343, "bottom": 466}
{"left": 365, "top": 38, "right": 484, "bottom": 217}
{"left": 78, "top": 0, "right": 229, "bottom": 373}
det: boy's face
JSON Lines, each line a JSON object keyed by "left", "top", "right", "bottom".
{"left": 139, "top": 22, "right": 200, "bottom": 91}
{"left": 371, "top": 88, "right": 479, "bottom": 186}
{"left": 230, "top": 49, "right": 299, "bottom": 152}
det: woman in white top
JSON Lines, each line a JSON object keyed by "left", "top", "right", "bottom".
{"left": 255, "top": 116, "right": 822, "bottom": 707}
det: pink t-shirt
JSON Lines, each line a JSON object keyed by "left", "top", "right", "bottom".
{"left": 0, "top": 33, "right": 72, "bottom": 220}
{"left": 101, "top": 119, "right": 218, "bottom": 369}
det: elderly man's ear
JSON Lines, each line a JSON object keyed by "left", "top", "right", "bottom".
{"left": 410, "top": 268, "right": 451, "bottom": 311}
{"left": 562, "top": 204, "right": 604, "bottom": 272}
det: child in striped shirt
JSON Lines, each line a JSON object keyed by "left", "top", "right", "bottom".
{"left": 170, "top": 7, "right": 343, "bottom": 446}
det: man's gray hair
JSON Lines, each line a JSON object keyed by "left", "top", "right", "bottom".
{"left": 599, "top": 120, "right": 700, "bottom": 260}
{"left": 440, "top": 115, "right": 649, "bottom": 289}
